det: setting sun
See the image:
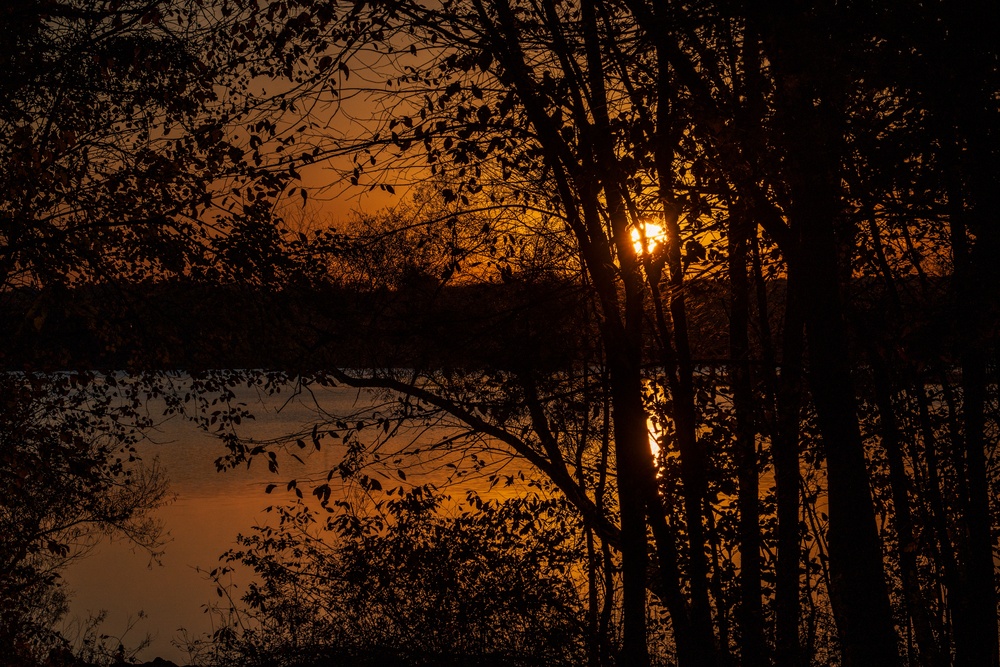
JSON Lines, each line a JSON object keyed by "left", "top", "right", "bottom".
{"left": 630, "top": 221, "right": 666, "bottom": 256}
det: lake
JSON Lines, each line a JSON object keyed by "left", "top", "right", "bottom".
{"left": 60, "top": 378, "right": 518, "bottom": 664}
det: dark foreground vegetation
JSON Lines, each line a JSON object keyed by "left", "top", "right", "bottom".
{"left": 1, "top": 0, "right": 998, "bottom": 666}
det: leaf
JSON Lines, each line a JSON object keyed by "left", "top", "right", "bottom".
{"left": 477, "top": 50, "right": 494, "bottom": 71}
{"left": 685, "top": 239, "right": 706, "bottom": 262}
{"left": 265, "top": 484, "right": 276, "bottom": 494}
{"left": 338, "top": 61, "right": 350, "bottom": 79}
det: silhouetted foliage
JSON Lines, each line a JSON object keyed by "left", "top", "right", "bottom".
{"left": 199, "top": 485, "right": 597, "bottom": 667}
{"left": 0, "top": 0, "right": 302, "bottom": 660}
{"left": 194, "top": 1, "right": 998, "bottom": 666}
{"left": 0, "top": 373, "right": 168, "bottom": 665}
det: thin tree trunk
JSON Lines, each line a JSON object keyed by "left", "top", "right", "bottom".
{"left": 757, "top": 238, "right": 805, "bottom": 667}
{"left": 643, "top": 10, "right": 719, "bottom": 658}
{"left": 957, "top": 351, "right": 997, "bottom": 667}
{"left": 872, "top": 360, "right": 943, "bottom": 667}
{"left": 646, "top": 271, "right": 718, "bottom": 667}
{"left": 913, "top": 380, "right": 963, "bottom": 655}
{"left": 860, "top": 205, "right": 942, "bottom": 666}
{"left": 705, "top": 499, "right": 734, "bottom": 665}
{"left": 656, "top": 134, "right": 716, "bottom": 667}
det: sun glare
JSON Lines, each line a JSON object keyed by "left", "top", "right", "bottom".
{"left": 630, "top": 222, "right": 665, "bottom": 256}
{"left": 647, "top": 415, "right": 661, "bottom": 459}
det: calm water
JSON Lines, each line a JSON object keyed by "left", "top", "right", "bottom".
{"left": 61, "top": 380, "right": 515, "bottom": 664}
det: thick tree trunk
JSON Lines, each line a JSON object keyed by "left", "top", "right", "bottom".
{"left": 953, "top": 87, "right": 1000, "bottom": 667}
{"left": 944, "top": 142, "right": 999, "bottom": 667}
{"left": 609, "top": 372, "right": 652, "bottom": 667}
{"left": 797, "top": 227, "right": 901, "bottom": 667}
{"left": 761, "top": 10, "right": 902, "bottom": 663}
{"left": 926, "top": 7, "right": 1000, "bottom": 659}
{"left": 730, "top": 209, "right": 767, "bottom": 667}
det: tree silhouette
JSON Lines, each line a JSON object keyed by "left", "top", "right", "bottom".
{"left": 216, "top": 1, "right": 999, "bottom": 666}
{"left": 0, "top": 0, "right": 312, "bottom": 661}
{"left": 3, "top": 1, "right": 998, "bottom": 666}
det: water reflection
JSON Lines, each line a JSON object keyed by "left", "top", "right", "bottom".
{"left": 61, "top": 379, "right": 520, "bottom": 664}
{"left": 63, "top": 494, "right": 261, "bottom": 664}
{"left": 60, "top": 382, "right": 397, "bottom": 663}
